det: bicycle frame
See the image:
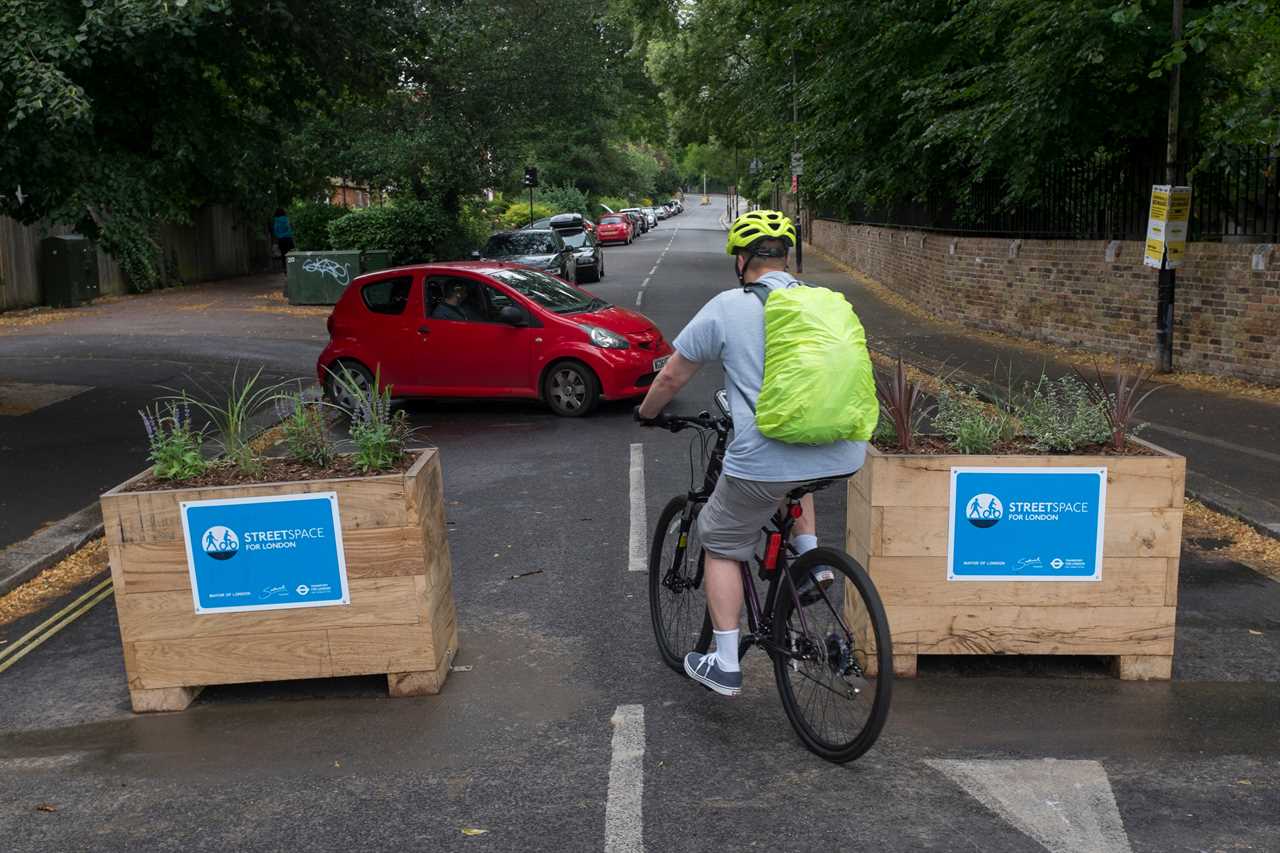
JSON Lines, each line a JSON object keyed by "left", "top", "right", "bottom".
{"left": 662, "top": 412, "right": 827, "bottom": 665}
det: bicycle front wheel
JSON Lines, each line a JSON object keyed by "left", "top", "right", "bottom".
{"left": 649, "top": 495, "right": 712, "bottom": 674}
{"left": 772, "top": 547, "right": 893, "bottom": 763}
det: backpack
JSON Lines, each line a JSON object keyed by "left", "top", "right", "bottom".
{"left": 745, "top": 283, "right": 878, "bottom": 444}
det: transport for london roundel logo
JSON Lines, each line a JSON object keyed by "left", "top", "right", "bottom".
{"left": 965, "top": 494, "right": 1003, "bottom": 528}
{"left": 201, "top": 526, "right": 240, "bottom": 560}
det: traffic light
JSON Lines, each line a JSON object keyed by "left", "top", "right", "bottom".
{"left": 523, "top": 167, "right": 539, "bottom": 188}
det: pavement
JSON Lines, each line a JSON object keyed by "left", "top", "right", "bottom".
{"left": 1, "top": 198, "right": 1279, "bottom": 852}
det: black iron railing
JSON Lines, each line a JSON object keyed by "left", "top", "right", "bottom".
{"left": 817, "top": 148, "right": 1279, "bottom": 242}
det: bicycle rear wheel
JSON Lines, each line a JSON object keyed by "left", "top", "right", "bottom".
{"left": 771, "top": 547, "right": 893, "bottom": 763}
{"left": 649, "top": 495, "right": 713, "bottom": 674}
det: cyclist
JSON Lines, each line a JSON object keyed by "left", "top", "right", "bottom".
{"left": 636, "top": 210, "right": 868, "bottom": 696}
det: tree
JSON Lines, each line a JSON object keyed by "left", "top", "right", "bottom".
{"left": 644, "top": 0, "right": 1272, "bottom": 219}
{"left": 0, "top": 0, "right": 410, "bottom": 289}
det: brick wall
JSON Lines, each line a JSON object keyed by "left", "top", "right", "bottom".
{"left": 809, "top": 220, "right": 1280, "bottom": 385}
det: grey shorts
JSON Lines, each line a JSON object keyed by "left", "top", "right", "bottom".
{"left": 696, "top": 475, "right": 808, "bottom": 562}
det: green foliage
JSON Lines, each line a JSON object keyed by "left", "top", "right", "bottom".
{"left": 871, "top": 413, "right": 898, "bottom": 446}
{"left": 0, "top": 0, "right": 411, "bottom": 281}
{"left": 933, "top": 389, "right": 1013, "bottom": 455}
{"left": 499, "top": 202, "right": 556, "bottom": 231}
{"left": 139, "top": 399, "right": 207, "bottom": 481}
{"left": 171, "top": 366, "right": 290, "bottom": 476}
{"left": 645, "top": 0, "right": 1267, "bottom": 217}
{"left": 1153, "top": 0, "right": 1280, "bottom": 160}
{"left": 596, "top": 196, "right": 632, "bottom": 214}
{"left": 327, "top": 201, "right": 455, "bottom": 264}
{"left": 534, "top": 184, "right": 591, "bottom": 218}
{"left": 276, "top": 393, "right": 336, "bottom": 468}
{"left": 288, "top": 203, "right": 347, "bottom": 252}
{"left": 1015, "top": 374, "right": 1112, "bottom": 452}
{"left": 329, "top": 366, "right": 412, "bottom": 473}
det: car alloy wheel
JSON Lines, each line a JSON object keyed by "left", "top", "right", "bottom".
{"left": 545, "top": 362, "right": 598, "bottom": 416}
{"left": 325, "top": 360, "right": 374, "bottom": 415}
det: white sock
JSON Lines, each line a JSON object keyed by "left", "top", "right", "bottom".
{"left": 712, "top": 629, "right": 740, "bottom": 672}
{"left": 793, "top": 533, "right": 818, "bottom": 554}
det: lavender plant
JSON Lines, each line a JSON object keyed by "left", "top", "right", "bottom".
{"left": 139, "top": 397, "right": 207, "bottom": 480}
{"left": 328, "top": 365, "right": 412, "bottom": 473}
{"left": 275, "top": 391, "right": 336, "bottom": 467}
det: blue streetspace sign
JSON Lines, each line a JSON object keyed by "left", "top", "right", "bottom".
{"left": 180, "top": 492, "right": 349, "bottom": 614}
{"left": 948, "top": 467, "right": 1107, "bottom": 582}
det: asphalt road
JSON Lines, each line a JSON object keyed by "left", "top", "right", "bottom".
{"left": 1, "top": 198, "right": 1278, "bottom": 852}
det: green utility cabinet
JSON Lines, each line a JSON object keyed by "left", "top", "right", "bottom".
{"left": 360, "top": 250, "right": 394, "bottom": 274}
{"left": 286, "top": 250, "right": 361, "bottom": 305}
{"left": 41, "top": 235, "right": 100, "bottom": 308}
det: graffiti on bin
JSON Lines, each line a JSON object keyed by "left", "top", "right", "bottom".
{"left": 303, "top": 258, "right": 352, "bottom": 286}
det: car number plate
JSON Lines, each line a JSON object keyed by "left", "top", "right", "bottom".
{"left": 653, "top": 355, "right": 670, "bottom": 372}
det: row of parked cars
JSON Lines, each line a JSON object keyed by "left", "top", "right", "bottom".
{"left": 318, "top": 199, "right": 684, "bottom": 417}
{"left": 597, "top": 200, "right": 684, "bottom": 245}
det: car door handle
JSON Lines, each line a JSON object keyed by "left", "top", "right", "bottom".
{"left": 418, "top": 326, "right": 430, "bottom": 335}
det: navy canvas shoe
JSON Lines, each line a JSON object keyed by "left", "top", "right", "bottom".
{"left": 683, "top": 652, "right": 743, "bottom": 696}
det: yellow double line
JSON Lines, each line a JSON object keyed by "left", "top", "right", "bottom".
{"left": 0, "top": 577, "right": 114, "bottom": 675}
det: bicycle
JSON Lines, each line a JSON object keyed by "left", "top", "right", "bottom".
{"left": 644, "top": 392, "right": 893, "bottom": 763}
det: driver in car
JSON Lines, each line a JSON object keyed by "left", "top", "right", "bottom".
{"left": 432, "top": 281, "right": 474, "bottom": 322}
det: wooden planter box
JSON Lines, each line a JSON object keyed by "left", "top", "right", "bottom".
{"left": 100, "top": 449, "right": 457, "bottom": 712}
{"left": 846, "top": 440, "right": 1185, "bottom": 680}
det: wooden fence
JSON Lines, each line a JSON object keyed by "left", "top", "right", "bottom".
{"left": 0, "top": 206, "right": 272, "bottom": 311}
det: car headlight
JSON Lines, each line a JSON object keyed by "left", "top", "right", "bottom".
{"left": 580, "top": 324, "right": 629, "bottom": 349}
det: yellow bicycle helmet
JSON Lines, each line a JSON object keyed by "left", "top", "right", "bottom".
{"left": 725, "top": 210, "right": 797, "bottom": 255}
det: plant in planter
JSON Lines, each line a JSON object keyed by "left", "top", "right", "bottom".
{"left": 329, "top": 364, "right": 414, "bottom": 473}
{"left": 101, "top": 369, "right": 457, "bottom": 713}
{"left": 850, "top": 363, "right": 1184, "bottom": 681}
{"left": 1078, "top": 363, "right": 1163, "bottom": 452}
{"left": 170, "top": 366, "right": 290, "bottom": 476}
{"left": 139, "top": 397, "right": 207, "bottom": 480}
{"left": 276, "top": 390, "right": 337, "bottom": 468}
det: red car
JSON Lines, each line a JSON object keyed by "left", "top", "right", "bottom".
{"left": 318, "top": 262, "right": 673, "bottom": 416}
{"left": 595, "top": 214, "right": 633, "bottom": 245}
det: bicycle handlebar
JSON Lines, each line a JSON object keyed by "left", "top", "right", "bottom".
{"left": 639, "top": 410, "right": 726, "bottom": 433}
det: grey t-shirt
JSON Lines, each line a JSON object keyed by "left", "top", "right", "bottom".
{"left": 672, "top": 270, "right": 867, "bottom": 482}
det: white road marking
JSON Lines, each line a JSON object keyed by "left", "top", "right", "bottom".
{"left": 628, "top": 443, "right": 647, "bottom": 572}
{"left": 605, "top": 704, "right": 646, "bottom": 853}
{"left": 635, "top": 291, "right": 643, "bottom": 306}
{"left": 1140, "top": 421, "right": 1280, "bottom": 464}
{"left": 641, "top": 277, "right": 651, "bottom": 288}
{"left": 649, "top": 265, "right": 658, "bottom": 276}
{"left": 0, "top": 752, "right": 90, "bottom": 771}
{"left": 926, "top": 759, "right": 1133, "bottom": 853}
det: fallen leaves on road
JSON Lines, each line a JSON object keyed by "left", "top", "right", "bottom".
{"left": 461, "top": 828, "right": 489, "bottom": 837}
{"left": 35, "top": 804, "right": 57, "bottom": 812}
{"left": 1248, "top": 629, "right": 1264, "bottom": 636}
{"left": 0, "top": 538, "right": 109, "bottom": 627}
{"left": 249, "top": 292, "right": 331, "bottom": 317}
{"left": 1183, "top": 500, "right": 1280, "bottom": 582}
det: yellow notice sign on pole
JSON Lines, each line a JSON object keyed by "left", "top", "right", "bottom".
{"left": 1144, "top": 185, "right": 1192, "bottom": 269}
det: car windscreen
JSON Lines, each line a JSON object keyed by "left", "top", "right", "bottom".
{"left": 560, "top": 232, "right": 589, "bottom": 248}
{"left": 600, "top": 216, "right": 623, "bottom": 224}
{"left": 484, "top": 233, "right": 558, "bottom": 256}
{"left": 490, "top": 268, "right": 595, "bottom": 314}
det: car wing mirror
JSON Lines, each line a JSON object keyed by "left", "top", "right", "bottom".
{"left": 498, "top": 305, "right": 527, "bottom": 326}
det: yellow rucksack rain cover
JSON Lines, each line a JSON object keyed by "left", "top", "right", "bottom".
{"left": 754, "top": 286, "right": 878, "bottom": 444}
